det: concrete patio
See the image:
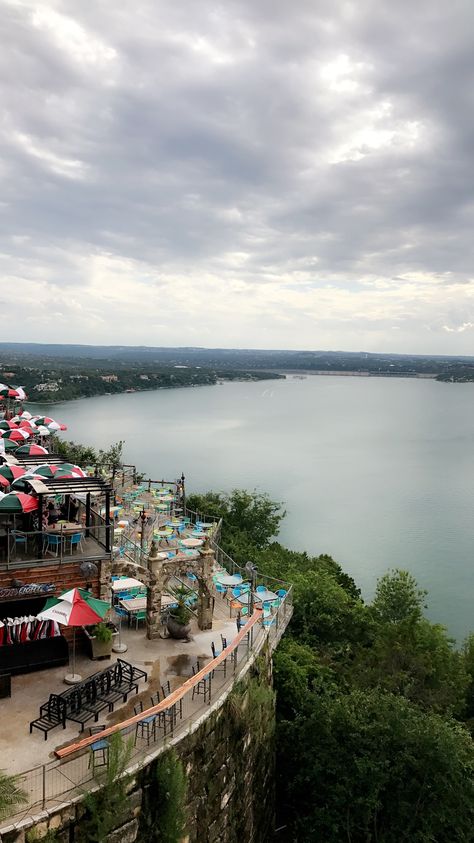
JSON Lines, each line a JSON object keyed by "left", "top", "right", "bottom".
{"left": 0, "top": 610, "right": 237, "bottom": 777}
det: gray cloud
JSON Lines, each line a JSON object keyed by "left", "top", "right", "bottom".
{"left": 0, "top": 0, "right": 473, "bottom": 351}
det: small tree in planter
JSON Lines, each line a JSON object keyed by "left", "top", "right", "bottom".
{"left": 167, "top": 587, "right": 193, "bottom": 641}
{"left": 84, "top": 621, "right": 116, "bottom": 659}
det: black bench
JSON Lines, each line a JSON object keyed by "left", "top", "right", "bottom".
{"left": 30, "top": 694, "right": 66, "bottom": 740}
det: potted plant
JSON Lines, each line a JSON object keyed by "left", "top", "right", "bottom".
{"left": 83, "top": 621, "right": 118, "bottom": 659}
{"left": 166, "top": 587, "right": 193, "bottom": 641}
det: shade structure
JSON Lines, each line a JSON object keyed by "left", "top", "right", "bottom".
{"left": 34, "top": 416, "right": 67, "bottom": 431}
{"left": 33, "top": 464, "right": 61, "bottom": 478}
{"left": 3, "top": 440, "right": 20, "bottom": 452}
{"left": 0, "top": 492, "right": 38, "bottom": 513}
{"left": 0, "top": 465, "right": 26, "bottom": 482}
{"left": 15, "top": 443, "right": 48, "bottom": 456}
{"left": 0, "top": 428, "right": 30, "bottom": 441}
{"left": 10, "top": 475, "right": 41, "bottom": 492}
{"left": 53, "top": 467, "right": 82, "bottom": 479}
{"left": 12, "top": 411, "right": 32, "bottom": 421}
{"left": 60, "top": 463, "right": 86, "bottom": 477}
{"left": 0, "top": 475, "right": 10, "bottom": 489}
{"left": 38, "top": 588, "right": 110, "bottom": 683}
{"left": 0, "top": 420, "right": 18, "bottom": 431}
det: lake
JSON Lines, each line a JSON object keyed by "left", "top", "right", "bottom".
{"left": 31, "top": 376, "right": 474, "bottom": 642}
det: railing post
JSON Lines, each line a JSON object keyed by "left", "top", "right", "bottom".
{"left": 42, "top": 764, "right": 46, "bottom": 809}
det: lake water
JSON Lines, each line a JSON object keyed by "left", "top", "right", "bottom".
{"left": 31, "top": 376, "right": 474, "bottom": 642}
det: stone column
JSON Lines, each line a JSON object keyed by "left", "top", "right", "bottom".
{"left": 146, "top": 541, "right": 163, "bottom": 640}
{"left": 98, "top": 559, "right": 112, "bottom": 600}
{"left": 197, "top": 539, "right": 215, "bottom": 630}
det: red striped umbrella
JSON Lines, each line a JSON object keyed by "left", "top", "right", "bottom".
{"left": 0, "top": 428, "right": 30, "bottom": 441}
{"left": 15, "top": 444, "right": 48, "bottom": 456}
{"left": 0, "top": 475, "right": 10, "bottom": 489}
{"left": 0, "top": 492, "right": 38, "bottom": 513}
{"left": 0, "top": 420, "right": 18, "bottom": 430}
{"left": 0, "top": 465, "right": 26, "bottom": 482}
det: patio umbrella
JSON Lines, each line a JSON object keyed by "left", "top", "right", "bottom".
{"left": 53, "top": 468, "right": 82, "bottom": 479}
{"left": 10, "top": 475, "right": 41, "bottom": 492}
{"left": 0, "top": 474, "right": 10, "bottom": 490}
{"left": 38, "top": 587, "right": 110, "bottom": 683}
{"left": 60, "top": 463, "right": 86, "bottom": 477}
{"left": 0, "top": 420, "right": 18, "bottom": 430}
{"left": 15, "top": 443, "right": 48, "bottom": 455}
{"left": 3, "top": 440, "right": 20, "bottom": 452}
{"left": 0, "top": 465, "right": 26, "bottom": 482}
{"left": 32, "top": 464, "right": 60, "bottom": 478}
{"left": 0, "top": 428, "right": 30, "bottom": 441}
{"left": 0, "top": 492, "right": 38, "bottom": 513}
{"left": 34, "top": 416, "right": 67, "bottom": 431}
{"left": 35, "top": 426, "right": 51, "bottom": 437}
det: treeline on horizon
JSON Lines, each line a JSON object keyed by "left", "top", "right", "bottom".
{"left": 1, "top": 342, "right": 474, "bottom": 382}
{"left": 188, "top": 489, "right": 474, "bottom": 842}
{"left": 0, "top": 361, "right": 282, "bottom": 402}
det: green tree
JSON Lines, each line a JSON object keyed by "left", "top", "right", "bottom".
{"left": 372, "top": 568, "right": 427, "bottom": 624}
{"left": 0, "top": 769, "right": 27, "bottom": 820}
{"left": 187, "top": 489, "right": 285, "bottom": 556}
{"left": 279, "top": 689, "right": 474, "bottom": 842}
{"left": 79, "top": 732, "right": 133, "bottom": 843}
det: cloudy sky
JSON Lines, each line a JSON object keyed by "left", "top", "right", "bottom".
{"left": 1, "top": 0, "right": 474, "bottom": 353}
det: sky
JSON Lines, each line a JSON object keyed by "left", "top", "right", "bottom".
{"left": 1, "top": 0, "right": 474, "bottom": 354}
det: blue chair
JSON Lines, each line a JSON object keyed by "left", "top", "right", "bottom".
{"left": 256, "top": 585, "right": 267, "bottom": 594}
{"left": 44, "top": 534, "right": 62, "bottom": 556}
{"left": 134, "top": 701, "right": 157, "bottom": 745}
{"left": 276, "top": 589, "right": 287, "bottom": 599}
{"left": 68, "top": 532, "right": 84, "bottom": 553}
{"left": 88, "top": 726, "right": 108, "bottom": 770}
{"left": 232, "top": 587, "right": 242, "bottom": 599}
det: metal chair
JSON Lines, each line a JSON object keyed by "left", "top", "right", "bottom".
{"left": 88, "top": 725, "right": 108, "bottom": 770}
{"left": 133, "top": 701, "right": 157, "bottom": 746}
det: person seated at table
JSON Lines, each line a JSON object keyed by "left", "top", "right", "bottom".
{"left": 47, "top": 501, "right": 59, "bottom": 526}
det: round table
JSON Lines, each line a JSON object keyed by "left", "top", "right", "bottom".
{"left": 216, "top": 574, "right": 243, "bottom": 587}
{"left": 180, "top": 538, "right": 203, "bottom": 548}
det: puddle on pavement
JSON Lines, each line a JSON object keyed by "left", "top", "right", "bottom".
{"left": 166, "top": 654, "right": 193, "bottom": 677}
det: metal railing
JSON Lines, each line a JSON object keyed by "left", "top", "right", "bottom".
{"left": 4, "top": 587, "right": 292, "bottom": 828}
{"left": 0, "top": 523, "right": 112, "bottom": 570}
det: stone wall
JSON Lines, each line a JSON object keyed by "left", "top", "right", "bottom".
{"left": 1, "top": 644, "right": 276, "bottom": 843}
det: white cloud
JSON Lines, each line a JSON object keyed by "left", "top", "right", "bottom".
{"left": 0, "top": 0, "right": 473, "bottom": 355}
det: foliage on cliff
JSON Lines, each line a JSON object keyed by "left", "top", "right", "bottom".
{"left": 190, "top": 489, "right": 474, "bottom": 842}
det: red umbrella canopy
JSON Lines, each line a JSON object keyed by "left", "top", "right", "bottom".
{"left": 0, "top": 492, "right": 38, "bottom": 513}
{"left": 0, "top": 420, "right": 18, "bottom": 430}
{"left": 0, "top": 475, "right": 10, "bottom": 489}
{"left": 0, "top": 428, "right": 30, "bottom": 441}
{"left": 38, "top": 588, "right": 107, "bottom": 626}
{"left": 60, "top": 463, "right": 86, "bottom": 477}
{"left": 15, "top": 443, "right": 48, "bottom": 455}
{"left": 0, "top": 465, "right": 26, "bottom": 482}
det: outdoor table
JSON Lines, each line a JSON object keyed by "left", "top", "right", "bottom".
{"left": 231, "top": 591, "right": 264, "bottom": 606}
{"left": 197, "top": 522, "right": 214, "bottom": 529}
{"left": 46, "top": 522, "right": 81, "bottom": 535}
{"left": 253, "top": 589, "right": 279, "bottom": 602}
{"left": 119, "top": 593, "right": 177, "bottom": 620}
{"left": 216, "top": 574, "right": 243, "bottom": 587}
{"left": 180, "top": 537, "right": 203, "bottom": 548}
{"left": 111, "top": 577, "right": 144, "bottom": 592}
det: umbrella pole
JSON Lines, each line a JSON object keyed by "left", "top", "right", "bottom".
{"left": 64, "top": 627, "right": 82, "bottom": 685}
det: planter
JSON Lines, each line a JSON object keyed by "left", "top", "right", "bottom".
{"left": 166, "top": 616, "right": 192, "bottom": 641}
{"left": 83, "top": 624, "right": 118, "bottom": 660}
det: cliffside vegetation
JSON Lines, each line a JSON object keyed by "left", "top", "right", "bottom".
{"left": 187, "top": 489, "right": 474, "bottom": 842}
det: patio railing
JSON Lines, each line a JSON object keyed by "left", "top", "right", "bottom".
{"left": 4, "top": 585, "right": 292, "bottom": 828}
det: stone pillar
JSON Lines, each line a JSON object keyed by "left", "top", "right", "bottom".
{"left": 197, "top": 539, "right": 215, "bottom": 630}
{"left": 146, "top": 541, "right": 163, "bottom": 640}
{"left": 99, "top": 559, "right": 112, "bottom": 600}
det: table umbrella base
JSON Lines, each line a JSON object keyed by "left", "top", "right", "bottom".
{"left": 64, "top": 672, "right": 83, "bottom": 685}
{"left": 112, "top": 642, "right": 128, "bottom": 653}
